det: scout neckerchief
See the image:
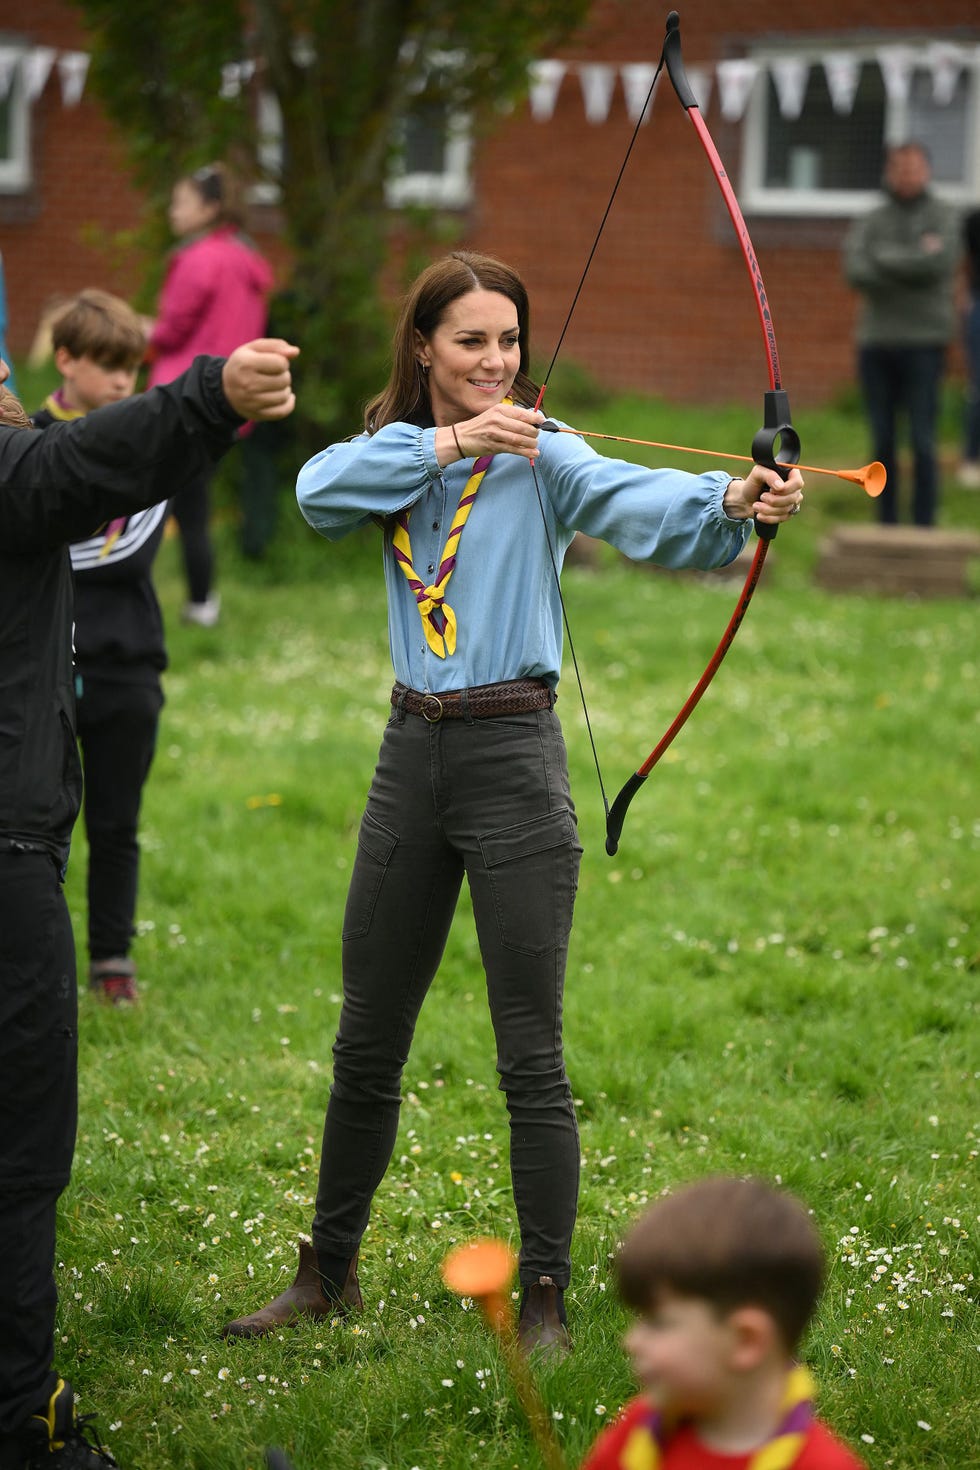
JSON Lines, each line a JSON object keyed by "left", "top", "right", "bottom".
{"left": 392, "top": 403, "right": 512, "bottom": 659}
{"left": 42, "top": 390, "right": 127, "bottom": 557}
{"left": 620, "top": 1366, "right": 816, "bottom": 1470}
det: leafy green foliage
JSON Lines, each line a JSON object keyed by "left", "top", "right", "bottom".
{"left": 72, "top": 0, "right": 594, "bottom": 445}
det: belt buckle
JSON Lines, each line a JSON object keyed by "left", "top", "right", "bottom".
{"left": 421, "top": 694, "right": 444, "bottom": 723}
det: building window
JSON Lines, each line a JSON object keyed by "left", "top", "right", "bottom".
{"left": 385, "top": 68, "right": 472, "bottom": 209}
{"left": 0, "top": 48, "right": 30, "bottom": 193}
{"left": 247, "top": 86, "right": 471, "bottom": 211}
{"left": 741, "top": 39, "right": 979, "bottom": 216}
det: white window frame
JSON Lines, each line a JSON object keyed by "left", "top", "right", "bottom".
{"left": 740, "top": 38, "right": 980, "bottom": 218}
{"left": 385, "top": 106, "right": 472, "bottom": 209}
{"left": 385, "top": 47, "right": 472, "bottom": 210}
{"left": 0, "top": 44, "right": 31, "bottom": 193}
{"left": 246, "top": 82, "right": 472, "bottom": 212}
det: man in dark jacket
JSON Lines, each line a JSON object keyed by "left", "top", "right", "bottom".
{"left": 843, "top": 141, "right": 959, "bottom": 526}
{"left": 0, "top": 339, "right": 296, "bottom": 1470}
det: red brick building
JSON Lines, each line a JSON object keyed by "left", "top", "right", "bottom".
{"left": 3, "top": 1, "right": 978, "bottom": 406}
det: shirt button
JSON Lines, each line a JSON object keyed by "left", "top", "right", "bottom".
{"left": 427, "top": 564, "right": 435, "bottom": 574}
{"left": 432, "top": 521, "right": 440, "bottom": 530}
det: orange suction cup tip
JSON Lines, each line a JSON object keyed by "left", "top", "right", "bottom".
{"left": 837, "top": 461, "right": 887, "bottom": 497}
{"left": 442, "top": 1238, "right": 517, "bottom": 1297}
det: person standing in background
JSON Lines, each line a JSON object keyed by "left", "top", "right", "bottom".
{"left": 146, "top": 163, "right": 273, "bottom": 624}
{"left": 843, "top": 142, "right": 959, "bottom": 527}
{"left": 957, "top": 207, "right": 980, "bottom": 488}
{"left": 31, "top": 291, "right": 165, "bottom": 1007}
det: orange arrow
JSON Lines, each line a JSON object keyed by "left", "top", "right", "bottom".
{"left": 545, "top": 425, "right": 886, "bottom": 497}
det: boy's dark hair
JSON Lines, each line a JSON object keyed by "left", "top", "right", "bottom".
{"left": 615, "top": 1177, "right": 825, "bottom": 1353}
{"left": 50, "top": 289, "right": 145, "bottom": 371}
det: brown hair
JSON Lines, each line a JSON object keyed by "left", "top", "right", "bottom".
{"left": 364, "top": 250, "right": 539, "bottom": 432}
{"left": 184, "top": 162, "right": 246, "bottom": 228}
{"left": 0, "top": 383, "right": 33, "bottom": 429}
{"left": 616, "top": 1177, "right": 825, "bottom": 1353}
{"left": 50, "top": 289, "right": 145, "bottom": 371}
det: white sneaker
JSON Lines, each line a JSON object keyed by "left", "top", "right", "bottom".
{"left": 956, "top": 461, "right": 980, "bottom": 489}
{"left": 182, "top": 593, "right": 221, "bottom": 627}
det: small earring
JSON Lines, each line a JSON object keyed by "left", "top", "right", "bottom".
{"left": 419, "top": 361, "right": 429, "bottom": 373}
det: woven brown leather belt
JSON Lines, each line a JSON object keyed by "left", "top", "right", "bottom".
{"left": 392, "top": 679, "right": 555, "bottom": 723}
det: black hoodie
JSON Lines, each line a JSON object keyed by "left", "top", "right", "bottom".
{"left": 0, "top": 356, "right": 240, "bottom": 864}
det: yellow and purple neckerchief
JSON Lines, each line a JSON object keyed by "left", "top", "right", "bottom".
{"left": 42, "top": 391, "right": 127, "bottom": 556}
{"left": 392, "top": 410, "right": 511, "bottom": 659}
{"left": 620, "top": 1366, "right": 815, "bottom": 1470}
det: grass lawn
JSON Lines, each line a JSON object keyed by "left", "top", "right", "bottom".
{"left": 31, "top": 376, "right": 978, "bottom": 1470}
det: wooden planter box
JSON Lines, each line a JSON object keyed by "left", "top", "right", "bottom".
{"left": 815, "top": 525, "right": 980, "bottom": 597}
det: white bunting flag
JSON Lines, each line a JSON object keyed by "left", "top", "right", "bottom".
{"left": 716, "top": 58, "right": 758, "bottom": 121}
{"left": 878, "top": 45, "right": 917, "bottom": 107}
{"left": 770, "top": 56, "right": 809, "bottom": 120}
{"left": 925, "top": 41, "right": 966, "bottom": 106}
{"left": 578, "top": 62, "right": 617, "bottom": 124}
{"left": 822, "top": 52, "right": 861, "bottom": 115}
{"left": 620, "top": 62, "right": 659, "bottom": 124}
{"left": 23, "top": 46, "right": 56, "bottom": 103}
{"left": 528, "top": 59, "right": 566, "bottom": 122}
{"left": 56, "top": 51, "right": 90, "bottom": 108}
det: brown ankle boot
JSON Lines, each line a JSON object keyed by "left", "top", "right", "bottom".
{"left": 516, "top": 1275, "right": 572, "bottom": 1358}
{"left": 220, "top": 1241, "right": 362, "bottom": 1338}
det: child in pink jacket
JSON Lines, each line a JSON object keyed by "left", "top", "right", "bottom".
{"left": 148, "top": 163, "right": 273, "bottom": 623}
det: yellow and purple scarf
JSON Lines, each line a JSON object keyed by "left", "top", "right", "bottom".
{"left": 42, "top": 391, "right": 127, "bottom": 556}
{"left": 620, "top": 1366, "right": 815, "bottom": 1470}
{"left": 392, "top": 448, "right": 494, "bottom": 660}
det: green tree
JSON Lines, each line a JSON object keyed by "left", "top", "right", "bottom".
{"left": 74, "top": 0, "right": 594, "bottom": 444}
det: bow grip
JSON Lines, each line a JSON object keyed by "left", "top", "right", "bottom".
{"left": 750, "top": 389, "right": 800, "bottom": 542}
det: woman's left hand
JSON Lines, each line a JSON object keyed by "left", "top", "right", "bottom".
{"left": 723, "top": 463, "right": 805, "bottom": 523}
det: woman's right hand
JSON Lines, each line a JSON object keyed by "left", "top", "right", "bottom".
{"left": 439, "top": 403, "right": 544, "bottom": 464}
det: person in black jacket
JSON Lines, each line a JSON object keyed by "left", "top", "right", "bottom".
{"left": 31, "top": 290, "right": 162, "bottom": 1005}
{"left": 0, "top": 338, "right": 296, "bottom": 1470}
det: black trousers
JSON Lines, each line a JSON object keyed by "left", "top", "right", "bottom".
{"left": 858, "top": 344, "right": 945, "bottom": 526}
{"left": 76, "top": 675, "right": 163, "bottom": 963}
{"left": 171, "top": 466, "right": 215, "bottom": 604}
{"left": 0, "top": 851, "right": 77, "bottom": 1434}
{"left": 239, "top": 420, "right": 283, "bottom": 559}
{"left": 313, "top": 703, "right": 583, "bottom": 1287}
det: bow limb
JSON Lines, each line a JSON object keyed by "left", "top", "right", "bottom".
{"left": 605, "top": 10, "right": 801, "bottom": 857}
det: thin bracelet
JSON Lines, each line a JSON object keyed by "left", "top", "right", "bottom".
{"left": 451, "top": 423, "right": 465, "bottom": 459}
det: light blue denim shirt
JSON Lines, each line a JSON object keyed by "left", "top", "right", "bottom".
{"left": 297, "top": 421, "right": 751, "bottom": 693}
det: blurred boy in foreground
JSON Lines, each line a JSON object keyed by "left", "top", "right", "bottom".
{"left": 581, "top": 1177, "right": 866, "bottom": 1470}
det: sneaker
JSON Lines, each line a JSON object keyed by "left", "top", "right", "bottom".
{"left": 17, "top": 1378, "right": 118, "bottom": 1468}
{"left": 181, "top": 593, "right": 221, "bottom": 627}
{"left": 89, "top": 958, "right": 138, "bottom": 1006}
